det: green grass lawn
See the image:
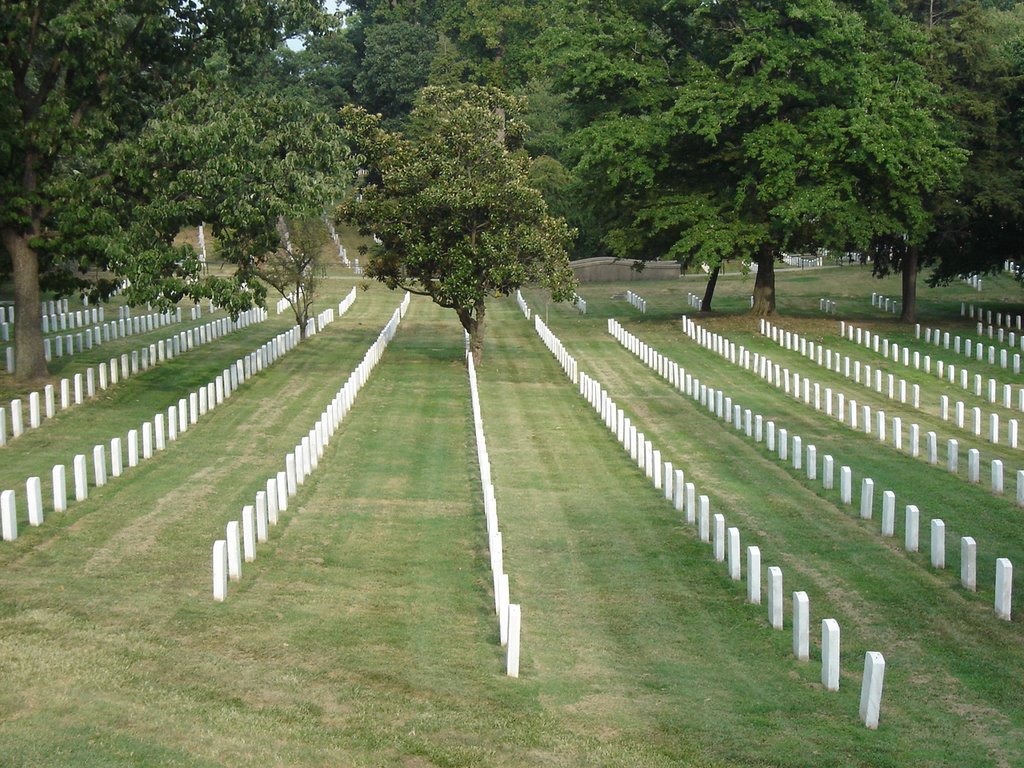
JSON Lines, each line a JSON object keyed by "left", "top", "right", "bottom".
{"left": 0, "top": 265, "right": 1021, "bottom": 766}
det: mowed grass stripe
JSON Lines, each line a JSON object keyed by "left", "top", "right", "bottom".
{"left": 517, "top": 293, "right": 1024, "bottom": 766}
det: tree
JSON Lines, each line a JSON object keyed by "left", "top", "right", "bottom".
{"left": 0, "top": 1, "right": 334, "bottom": 382}
{"left": 258, "top": 217, "right": 330, "bottom": 338}
{"left": 338, "top": 84, "right": 576, "bottom": 363}
{"left": 106, "top": 81, "right": 351, "bottom": 317}
{"left": 541, "top": 0, "right": 961, "bottom": 315}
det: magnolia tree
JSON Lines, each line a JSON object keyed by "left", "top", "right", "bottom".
{"left": 338, "top": 84, "right": 576, "bottom": 363}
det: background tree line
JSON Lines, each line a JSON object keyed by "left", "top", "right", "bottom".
{"left": 3, "top": 0, "right": 1024, "bottom": 380}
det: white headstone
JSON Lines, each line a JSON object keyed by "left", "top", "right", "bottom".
{"left": 1, "top": 489, "right": 17, "bottom": 541}
{"left": 961, "top": 536, "right": 977, "bottom": 592}
{"left": 881, "top": 491, "right": 895, "bottom": 537}
{"left": 52, "top": 465, "right": 66, "bottom": 513}
{"left": 793, "top": 591, "right": 809, "bottom": 661}
{"left": 822, "top": 619, "right": 840, "bottom": 692}
{"left": 506, "top": 603, "right": 522, "bottom": 677}
{"left": 859, "top": 652, "right": 886, "bottom": 729}
{"left": 768, "top": 567, "right": 783, "bottom": 630}
{"left": 931, "top": 519, "right": 946, "bottom": 569}
{"left": 747, "top": 546, "right": 761, "bottom": 604}
{"left": 242, "top": 505, "right": 256, "bottom": 562}
{"left": 73, "top": 454, "right": 88, "bottom": 501}
{"left": 727, "top": 527, "right": 740, "bottom": 579}
{"left": 995, "top": 559, "right": 1013, "bottom": 620}
{"left": 212, "top": 540, "right": 228, "bottom": 602}
{"left": 226, "top": 520, "right": 241, "bottom": 580}
{"left": 905, "top": 505, "right": 919, "bottom": 552}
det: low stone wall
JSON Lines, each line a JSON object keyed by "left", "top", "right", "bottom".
{"left": 570, "top": 257, "right": 680, "bottom": 282}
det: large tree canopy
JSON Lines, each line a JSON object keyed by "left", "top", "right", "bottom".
{"left": 0, "top": 0, "right": 335, "bottom": 381}
{"left": 542, "top": 0, "right": 963, "bottom": 314}
{"left": 338, "top": 84, "right": 576, "bottom": 363}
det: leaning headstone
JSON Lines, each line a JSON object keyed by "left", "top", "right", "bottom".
{"left": 793, "top": 591, "right": 810, "bottom": 661}
{"left": 860, "top": 652, "right": 886, "bottom": 729}
{"left": 822, "top": 619, "right": 840, "bottom": 692}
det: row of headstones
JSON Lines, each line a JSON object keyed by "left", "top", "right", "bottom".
{"left": 963, "top": 275, "right": 983, "bottom": 291}
{"left": 2, "top": 322, "right": 307, "bottom": 541}
{"left": 466, "top": 339, "right": 522, "bottom": 678}
{"left": 702, "top": 317, "right": 1023, "bottom": 502}
{"left": 917, "top": 322, "right": 1024, "bottom": 371}
{"left": 573, "top": 293, "right": 587, "bottom": 314}
{"left": 961, "top": 302, "right": 1022, "bottom": 329}
{"left": 819, "top": 298, "right": 838, "bottom": 314}
{"left": 971, "top": 321, "right": 1024, "bottom": 347}
{"left": 305, "top": 306, "right": 336, "bottom": 338}
{"left": 276, "top": 291, "right": 301, "bottom": 314}
{"left": 39, "top": 306, "right": 105, "bottom": 332}
{"left": 761, "top": 319, "right": 921, "bottom": 410}
{"left": 610, "top": 319, "right": 1015, "bottom": 624}
{"left": 940, "top": 396, "right": 1024, "bottom": 452}
{"left": 595, "top": 317, "right": 888, "bottom": 726}
{"left": 515, "top": 289, "right": 532, "bottom": 321}
{"left": 686, "top": 292, "right": 701, "bottom": 310}
{"left": 625, "top": 290, "right": 647, "bottom": 314}
{"left": 38, "top": 308, "right": 185, "bottom": 364}
{"left": 533, "top": 315, "right": 579, "bottom": 385}
{"left": 1, "top": 308, "right": 267, "bottom": 446}
{"left": 212, "top": 292, "right": 410, "bottom": 601}
{"left": 324, "top": 216, "right": 351, "bottom": 266}
{"left": 870, "top": 293, "right": 901, "bottom": 314}
{"left": 782, "top": 253, "right": 823, "bottom": 268}
{"left": 844, "top": 319, "right": 1024, "bottom": 412}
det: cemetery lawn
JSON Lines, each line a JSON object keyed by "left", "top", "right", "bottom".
{"left": 0, "top": 265, "right": 1021, "bottom": 766}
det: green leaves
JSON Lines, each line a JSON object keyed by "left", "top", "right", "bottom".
{"left": 339, "top": 83, "right": 575, "bottom": 350}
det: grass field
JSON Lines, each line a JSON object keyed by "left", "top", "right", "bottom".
{"left": 0, "top": 263, "right": 1022, "bottom": 767}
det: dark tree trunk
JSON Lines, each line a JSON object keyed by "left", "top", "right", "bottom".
{"left": 751, "top": 246, "right": 777, "bottom": 316}
{"left": 701, "top": 265, "right": 721, "bottom": 312}
{"left": 900, "top": 246, "right": 919, "bottom": 323}
{"left": 2, "top": 227, "right": 49, "bottom": 381}
{"left": 457, "top": 299, "right": 486, "bottom": 365}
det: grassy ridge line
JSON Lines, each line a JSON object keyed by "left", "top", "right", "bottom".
{"left": 521, "top": 290, "right": 1024, "bottom": 766}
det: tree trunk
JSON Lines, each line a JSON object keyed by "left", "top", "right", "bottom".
{"left": 751, "top": 246, "right": 777, "bottom": 316}
{"left": 900, "top": 246, "right": 918, "bottom": 324}
{"left": 1, "top": 227, "right": 49, "bottom": 381}
{"left": 457, "top": 299, "right": 486, "bottom": 365}
{"left": 700, "top": 265, "right": 721, "bottom": 312}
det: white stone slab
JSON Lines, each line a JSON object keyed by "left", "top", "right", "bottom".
{"left": 793, "top": 591, "right": 809, "bottom": 661}
{"left": 1, "top": 489, "right": 17, "bottom": 541}
{"left": 213, "top": 540, "right": 228, "bottom": 602}
{"left": 961, "top": 536, "right": 977, "bottom": 592}
{"left": 768, "top": 567, "right": 783, "bottom": 630}
{"left": 506, "top": 603, "right": 522, "bottom": 677}
{"left": 881, "top": 491, "right": 895, "bottom": 537}
{"left": 73, "top": 454, "right": 88, "bottom": 501}
{"left": 242, "top": 505, "right": 256, "bottom": 562}
{"left": 226, "top": 520, "right": 241, "bottom": 580}
{"left": 822, "top": 619, "right": 840, "bottom": 692}
{"left": 860, "top": 652, "right": 886, "bottom": 729}
{"left": 931, "top": 519, "right": 946, "bottom": 569}
{"left": 904, "top": 505, "right": 919, "bottom": 552}
{"left": 995, "top": 559, "right": 1012, "bottom": 620}
{"left": 727, "top": 527, "right": 740, "bottom": 579}
{"left": 747, "top": 546, "right": 761, "bottom": 604}
{"left": 52, "top": 465, "right": 66, "bottom": 513}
